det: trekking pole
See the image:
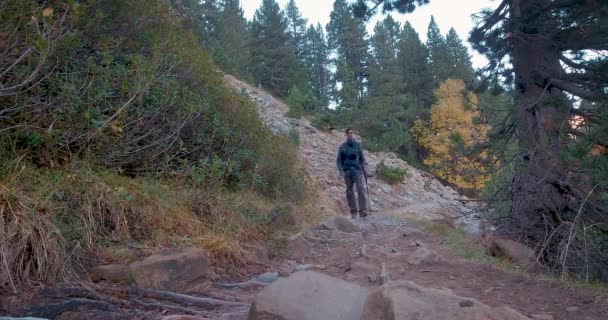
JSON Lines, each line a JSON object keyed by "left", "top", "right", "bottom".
{"left": 364, "top": 171, "right": 371, "bottom": 215}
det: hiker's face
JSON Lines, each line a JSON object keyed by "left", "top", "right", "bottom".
{"left": 346, "top": 131, "right": 354, "bottom": 141}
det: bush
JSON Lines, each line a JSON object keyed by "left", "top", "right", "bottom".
{"left": 376, "top": 160, "right": 408, "bottom": 185}
{"left": 0, "top": 0, "right": 310, "bottom": 290}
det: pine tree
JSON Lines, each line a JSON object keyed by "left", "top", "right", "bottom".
{"left": 303, "top": 23, "right": 330, "bottom": 109}
{"left": 397, "top": 21, "right": 434, "bottom": 108}
{"left": 327, "top": 0, "right": 370, "bottom": 102}
{"left": 214, "top": 0, "right": 251, "bottom": 78}
{"left": 285, "top": 0, "right": 308, "bottom": 61}
{"left": 368, "top": 15, "right": 402, "bottom": 98}
{"left": 445, "top": 28, "right": 474, "bottom": 83}
{"left": 250, "top": 0, "right": 297, "bottom": 96}
{"left": 426, "top": 16, "right": 451, "bottom": 84}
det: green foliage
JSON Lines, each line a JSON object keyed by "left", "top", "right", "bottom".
{"left": 376, "top": 160, "right": 408, "bottom": 185}
{"left": 286, "top": 86, "right": 308, "bottom": 118}
{"left": 213, "top": 0, "right": 252, "bottom": 79}
{"left": 327, "top": 0, "right": 369, "bottom": 102}
{"left": 250, "top": 0, "right": 297, "bottom": 96}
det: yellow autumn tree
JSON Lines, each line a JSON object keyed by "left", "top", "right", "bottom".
{"left": 411, "top": 79, "right": 491, "bottom": 191}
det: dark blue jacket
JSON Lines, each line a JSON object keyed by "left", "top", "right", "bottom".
{"left": 336, "top": 140, "right": 366, "bottom": 176}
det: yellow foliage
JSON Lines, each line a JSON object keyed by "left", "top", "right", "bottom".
{"left": 411, "top": 79, "right": 491, "bottom": 191}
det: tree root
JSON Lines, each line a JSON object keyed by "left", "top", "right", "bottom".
{"left": 216, "top": 280, "right": 270, "bottom": 289}
{"left": 23, "top": 298, "right": 120, "bottom": 318}
{"left": 130, "top": 286, "right": 250, "bottom": 309}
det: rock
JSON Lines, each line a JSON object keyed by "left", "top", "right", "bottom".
{"left": 129, "top": 247, "right": 213, "bottom": 291}
{"left": 381, "top": 185, "right": 392, "bottom": 193}
{"left": 295, "top": 264, "right": 313, "bottom": 272}
{"left": 347, "top": 260, "right": 381, "bottom": 278}
{"left": 489, "top": 238, "right": 536, "bottom": 267}
{"left": 162, "top": 316, "right": 209, "bottom": 320}
{"left": 55, "top": 312, "right": 133, "bottom": 320}
{"left": 113, "top": 248, "right": 142, "bottom": 263}
{"left": 90, "top": 264, "right": 131, "bottom": 282}
{"left": 407, "top": 247, "right": 447, "bottom": 265}
{"left": 367, "top": 222, "right": 385, "bottom": 234}
{"left": 277, "top": 260, "right": 297, "bottom": 277}
{"left": 361, "top": 280, "right": 530, "bottom": 320}
{"left": 286, "top": 234, "right": 312, "bottom": 257}
{"left": 256, "top": 272, "right": 279, "bottom": 283}
{"left": 248, "top": 271, "right": 367, "bottom": 320}
{"left": 566, "top": 306, "right": 579, "bottom": 313}
{"left": 0, "top": 318, "right": 49, "bottom": 320}
{"left": 402, "top": 227, "right": 424, "bottom": 237}
{"left": 368, "top": 274, "right": 379, "bottom": 283}
{"left": 414, "top": 240, "right": 426, "bottom": 247}
{"left": 530, "top": 314, "right": 554, "bottom": 320}
{"left": 319, "top": 216, "right": 361, "bottom": 233}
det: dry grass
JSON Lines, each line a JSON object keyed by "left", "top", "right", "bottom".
{"left": 0, "top": 159, "right": 318, "bottom": 291}
{"left": 0, "top": 188, "right": 76, "bottom": 292}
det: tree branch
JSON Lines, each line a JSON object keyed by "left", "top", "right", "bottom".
{"left": 549, "top": 77, "right": 607, "bottom": 102}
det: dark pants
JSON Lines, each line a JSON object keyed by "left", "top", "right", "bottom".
{"left": 344, "top": 173, "right": 368, "bottom": 216}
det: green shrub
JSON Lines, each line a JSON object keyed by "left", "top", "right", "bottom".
{"left": 376, "top": 160, "right": 408, "bottom": 185}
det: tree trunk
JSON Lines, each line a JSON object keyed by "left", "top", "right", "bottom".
{"left": 509, "top": 0, "right": 576, "bottom": 255}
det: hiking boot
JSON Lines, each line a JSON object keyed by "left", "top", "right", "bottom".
{"left": 359, "top": 211, "right": 368, "bottom": 219}
{"left": 351, "top": 213, "right": 357, "bottom": 220}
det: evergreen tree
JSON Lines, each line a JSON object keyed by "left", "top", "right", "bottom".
{"left": 397, "top": 21, "right": 434, "bottom": 108}
{"left": 214, "top": 0, "right": 251, "bottom": 78}
{"left": 368, "top": 15, "right": 402, "bottom": 98}
{"left": 426, "top": 16, "right": 451, "bottom": 84}
{"left": 250, "top": 0, "right": 297, "bottom": 96}
{"left": 445, "top": 28, "right": 474, "bottom": 83}
{"left": 285, "top": 0, "right": 308, "bottom": 61}
{"left": 303, "top": 23, "right": 330, "bottom": 109}
{"left": 327, "top": 0, "right": 370, "bottom": 102}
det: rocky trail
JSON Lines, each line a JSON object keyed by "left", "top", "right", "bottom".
{"left": 2, "top": 75, "right": 607, "bottom": 320}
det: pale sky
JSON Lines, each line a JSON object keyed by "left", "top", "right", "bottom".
{"left": 241, "top": 0, "right": 499, "bottom": 69}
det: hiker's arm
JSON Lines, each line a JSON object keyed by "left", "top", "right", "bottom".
{"left": 336, "top": 148, "right": 344, "bottom": 176}
{"left": 359, "top": 144, "right": 367, "bottom": 175}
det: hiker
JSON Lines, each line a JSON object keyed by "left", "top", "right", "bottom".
{"left": 336, "top": 128, "right": 368, "bottom": 219}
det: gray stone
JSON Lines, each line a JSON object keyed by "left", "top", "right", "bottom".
{"left": 530, "top": 314, "right": 554, "bottom": 320}
{"left": 407, "top": 247, "right": 448, "bottom": 265}
{"left": 319, "top": 216, "right": 361, "bottom": 233}
{"left": 90, "top": 263, "right": 131, "bottom": 282}
{"left": 256, "top": 272, "right": 279, "bottom": 283}
{"left": 129, "top": 247, "right": 213, "bottom": 291}
{"left": 0, "top": 318, "right": 50, "bottom": 320}
{"left": 248, "top": 271, "right": 367, "bottom": 320}
{"left": 362, "top": 280, "right": 530, "bottom": 320}
{"left": 566, "top": 306, "right": 579, "bottom": 313}
{"left": 295, "top": 264, "right": 313, "bottom": 272}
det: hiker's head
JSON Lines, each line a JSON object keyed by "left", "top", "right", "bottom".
{"left": 345, "top": 128, "right": 355, "bottom": 141}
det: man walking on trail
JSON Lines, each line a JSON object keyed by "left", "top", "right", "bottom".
{"left": 336, "top": 128, "right": 368, "bottom": 219}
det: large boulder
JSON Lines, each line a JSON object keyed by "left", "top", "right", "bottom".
{"left": 129, "top": 247, "right": 214, "bottom": 291}
{"left": 361, "top": 281, "right": 530, "bottom": 320}
{"left": 248, "top": 271, "right": 367, "bottom": 320}
{"left": 489, "top": 238, "right": 536, "bottom": 267}
{"left": 90, "top": 264, "right": 131, "bottom": 283}
{"left": 318, "top": 216, "right": 361, "bottom": 233}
